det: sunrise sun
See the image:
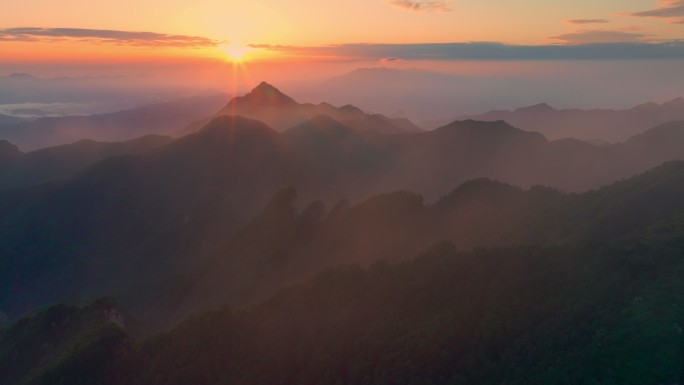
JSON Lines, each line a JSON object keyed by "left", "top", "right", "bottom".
{"left": 221, "top": 43, "right": 252, "bottom": 62}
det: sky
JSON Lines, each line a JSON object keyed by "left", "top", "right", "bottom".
{"left": 2, "top": 0, "right": 684, "bottom": 64}
{"left": 1, "top": 0, "right": 683, "bottom": 118}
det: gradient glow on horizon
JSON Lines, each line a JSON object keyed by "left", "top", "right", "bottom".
{"left": 2, "top": 0, "right": 683, "bottom": 65}
{"left": 1, "top": 0, "right": 683, "bottom": 118}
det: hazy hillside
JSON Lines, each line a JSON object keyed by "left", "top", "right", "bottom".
{"left": 7, "top": 0, "right": 684, "bottom": 383}
{"left": 0, "top": 116, "right": 301, "bottom": 319}
{"left": 130, "top": 161, "right": 684, "bottom": 328}
{"left": 0, "top": 298, "right": 137, "bottom": 385}
{"left": 0, "top": 135, "right": 172, "bottom": 190}
{"left": 0, "top": 93, "right": 230, "bottom": 151}
{"left": 2, "top": 101, "right": 684, "bottom": 323}
{"left": 5, "top": 162, "right": 684, "bottom": 384}
{"left": 463, "top": 98, "right": 684, "bottom": 142}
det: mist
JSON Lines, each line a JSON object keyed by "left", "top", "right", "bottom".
{"left": 3, "top": 59, "right": 682, "bottom": 124}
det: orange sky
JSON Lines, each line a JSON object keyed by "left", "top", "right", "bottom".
{"left": 1, "top": 0, "right": 683, "bottom": 66}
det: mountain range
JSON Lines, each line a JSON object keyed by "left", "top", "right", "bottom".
{"left": 212, "top": 81, "right": 422, "bottom": 134}
{"left": 3, "top": 80, "right": 684, "bottom": 384}
{"left": 0, "top": 135, "right": 172, "bottom": 191}
{"left": 2, "top": 83, "right": 684, "bottom": 327}
{"left": 463, "top": 97, "right": 684, "bottom": 143}
{"left": 4, "top": 160, "right": 684, "bottom": 384}
{"left": 0, "top": 93, "right": 229, "bottom": 151}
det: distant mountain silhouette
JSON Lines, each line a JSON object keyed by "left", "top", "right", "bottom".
{"left": 0, "top": 135, "right": 172, "bottom": 191}
{"left": 0, "top": 93, "right": 230, "bottom": 150}
{"left": 214, "top": 82, "right": 421, "bottom": 134}
{"left": 463, "top": 97, "right": 684, "bottom": 142}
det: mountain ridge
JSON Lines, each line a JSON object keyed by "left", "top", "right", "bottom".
{"left": 214, "top": 82, "right": 422, "bottom": 134}
{"left": 463, "top": 97, "right": 684, "bottom": 142}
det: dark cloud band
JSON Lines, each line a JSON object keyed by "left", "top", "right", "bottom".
{"left": 0, "top": 27, "right": 221, "bottom": 48}
{"left": 250, "top": 41, "right": 684, "bottom": 60}
{"left": 548, "top": 30, "right": 649, "bottom": 44}
{"left": 389, "top": 0, "right": 452, "bottom": 12}
{"left": 628, "top": 1, "right": 684, "bottom": 20}
{"left": 565, "top": 19, "right": 609, "bottom": 25}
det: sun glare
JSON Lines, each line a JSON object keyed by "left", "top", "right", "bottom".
{"left": 221, "top": 43, "right": 251, "bottom": 62}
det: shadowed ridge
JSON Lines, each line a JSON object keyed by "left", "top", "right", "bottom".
{"left": 338, "top": 104, "right": 365, "bottom": 115}
{"left": 284, "top": 115, "right": 363, "bottom": 142}
{"left": 0, "top": 140, "right": 23, "bottom": 165}
{"left": 193, "top": 114, "right": 279, "bottom": 137}
{"left": 0, "top": 297, "right": 145, "bottom": 385}
{"left": 514, "top": 102, "right": 557, "bottom": 114}
{"left": 626, "top": 120, "right": 684, "bottom": 145}
{"left": 283, "top": 114, "right": 388, "bottom": 177}
{"left": 382, "top": 115, "right": 423, "bottom": 133}
{"left": 432, "top": 119, "right": 547, "bottom": 142}
{"left": 160, "top": 115, "right": 287, "bottom": 168}
{"left": 439, "top": 178, "right": 524, "bottom": 204}
{"left": 663, "top": 97, "right": 684, "bottom": 108}
{"left": 622, "top": 121, "right": 684, "bottom": 162}
{"left": 172, "top": 115, "right": 282, "bottom": 151}
{"left": 286, "top": 115, "right": 349, "bottom": 134}
{"left": 0, "top": 135, "right": 172, "bottom": 191}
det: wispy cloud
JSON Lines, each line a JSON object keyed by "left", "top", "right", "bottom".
{"left": 564, "top": 19, "right": 609, "bottom": 25}
{"left": 250, "top": 41, "right": 684, "bottom": 60}
{"left": 548, "top": 29, "right": 649, "bottom": 44}
{"left": 389, "top": 0, "right": 452, "bottom": 12}
{"left": 0, "top": 27, "right": 221, "bottom": 48}
{"left": 627, "top": 0, "right": 684, "bottom": 23}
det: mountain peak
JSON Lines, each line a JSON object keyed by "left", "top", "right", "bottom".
{"left": 246, "top": 81, "right": 296, "bottom": 105}
{"left": 222, "top": 81, "right": 297, "bottom": 113}
{"left": 253, "top": 81, "right": 280, "bottom": 94}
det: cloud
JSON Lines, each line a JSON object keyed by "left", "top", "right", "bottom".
{"left": 548, "top": 29, "right": 650, "bottom": 44}
{"left": 627, "top": 0, "right": 684, "bottom": 23}
{"left": 379, "top": 56, "right": 404, "bottom": 65}
{"left": 250, "top": 41, "right": 684, "bottom": 60}
{"left": 565, "top": 19, "right": 609, "bottom": 25}
{"left": 0, "top": 27, "right": 221, "bottom": 48}
{"left": 389, "top": 0, "right": 452, "bottom": 12}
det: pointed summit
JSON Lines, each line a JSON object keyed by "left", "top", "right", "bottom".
{"left": 226, "top": 81, "right": 297, "bottom": 109}
{"left": 214, "top": 80, "right": 419, "bottom": 133}
{"left": 252, "top": 81, "right": 283, "bottom": 95}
